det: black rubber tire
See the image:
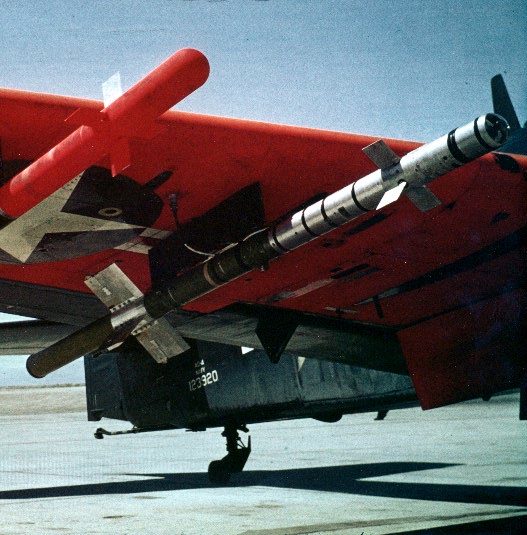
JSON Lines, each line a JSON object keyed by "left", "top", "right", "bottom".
{"left": 208, "top": 460, "right": 231, "bottom": 485}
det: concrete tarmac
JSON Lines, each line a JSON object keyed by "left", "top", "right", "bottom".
{"left": 0, "top": 386, "right": 524, "bottom": 534}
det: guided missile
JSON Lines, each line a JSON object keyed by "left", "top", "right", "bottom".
{"left": 26, "top": 111, "right": 509, "bottom": 378}
{"left": 0, "top": 48, "right": 209, "bottom": 219}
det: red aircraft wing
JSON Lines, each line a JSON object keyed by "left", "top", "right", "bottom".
{"left": 0, "top": 51, "right": 525, "bottom": 409}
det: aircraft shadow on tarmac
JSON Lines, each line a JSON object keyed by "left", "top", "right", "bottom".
{"left": 393, "top": 514, "right": 527, "bottom": 535}
{"left": 0, "top": 461, "right": 526, "bottom": 510}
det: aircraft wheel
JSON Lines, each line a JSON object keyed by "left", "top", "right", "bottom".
{"left": 208, "top": 460, "right": 231, "bottom": 485}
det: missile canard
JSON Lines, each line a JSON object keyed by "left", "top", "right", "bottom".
{"left": 269, "top": 113, "right": 509, "bottom": 252}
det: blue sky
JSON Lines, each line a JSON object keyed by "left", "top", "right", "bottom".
{"left": 0, "top": 1, "right": 524, "bottom": 138}
{"left": 0, "top": 0, "right": 525, "bottom": 384}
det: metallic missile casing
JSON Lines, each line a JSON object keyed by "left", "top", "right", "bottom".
{"left": 269, "top": 113, "right": 508, "bottom": 252}
{"left": 26, "top": 113, "right": 509, "bottom": 378}
{"left": 26, "top": 316, "right": 114, "bottom": 378}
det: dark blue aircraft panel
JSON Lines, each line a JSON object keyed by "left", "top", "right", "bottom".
{"left": 85, "top": 339, "right": 416, "bottom": 431}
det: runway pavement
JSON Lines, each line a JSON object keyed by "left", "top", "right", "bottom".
{"left": 0, "top": 386, "right": 524, "bottom": 534}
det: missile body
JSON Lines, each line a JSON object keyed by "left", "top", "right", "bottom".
{"left": 0, "top": 48, "right": 210, "bottom": 219}
{"left": 26, "top": 113, "right": 509, "bottom": 378}
{"left": 269, "top": 114, "right": 508, "bottom": 252}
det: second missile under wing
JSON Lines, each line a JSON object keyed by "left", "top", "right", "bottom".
{"left": 0, "top": 49, "right": 524, "bottom": 413}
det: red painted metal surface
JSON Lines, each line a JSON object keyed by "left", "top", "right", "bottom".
{"left": 0, "top": 64, "right": 525, "bottom": 408}
{"left": 398, "top": 289, "right": 526, "bottom": 409}
{"left": 0, "top": 49, "right": 209, "bottom": 218}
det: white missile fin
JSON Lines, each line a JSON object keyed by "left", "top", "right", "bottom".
{"left": 102, "top": 72, "right": 122, "bottom": 107}
{"left": 376, "top": 181, "right": 407, "bottom": 210}
{"left": 85, "top": 263, "right": 143, "bottom": 310}
{"left": 405, "top": 185, "right": 442, "bottom": 212}
{"left": 134, "top": 317, "right": 190, "bottom": 363}
{"left": 363, "top": 140, "right": 401, "bottom": 169}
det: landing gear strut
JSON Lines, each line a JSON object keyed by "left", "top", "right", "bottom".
{"left": 208, "top": 424, "right": 251, "bottom": 484}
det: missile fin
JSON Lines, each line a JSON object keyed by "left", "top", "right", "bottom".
{"left": 376, "top": 181, "right": 407, "bottom": 210}
{"left": 134, "top": 316, "right": 190, "bottom": 363}
{"left": 85, "top": 263, "right": 143, "bottom": 310}
{"left": 102, "top": 72, "right": 123, "bottom": 108}
{"left": 363, "top": 139, "right": 401, "bottom": 169}
{"left": 86, "top": 262, "right": 189, "bottom": 362}
{"left": 405, "top": 185, "right": 442, "bottom": 212}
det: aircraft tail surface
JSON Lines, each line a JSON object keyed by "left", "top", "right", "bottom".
{"left": 491, "top": 74, "right": 527, "bottom": 155}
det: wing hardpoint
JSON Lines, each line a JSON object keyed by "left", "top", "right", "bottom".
{"left": 0, "top": 50, "right": 525, "bottom": 409}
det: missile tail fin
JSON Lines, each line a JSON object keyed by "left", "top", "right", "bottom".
{"left": 134, "top": 317, "right": 190, "bottom": 364}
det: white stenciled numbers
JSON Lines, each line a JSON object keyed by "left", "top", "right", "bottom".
{"left": 189, "top": 369, "right": 219, "bottom": 392}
